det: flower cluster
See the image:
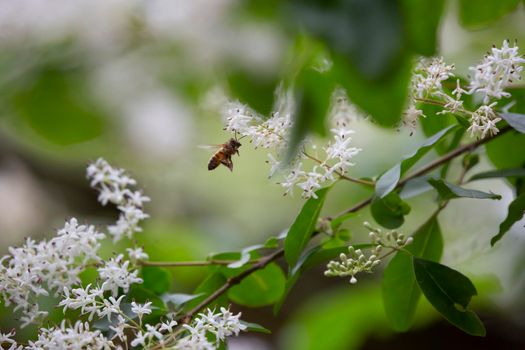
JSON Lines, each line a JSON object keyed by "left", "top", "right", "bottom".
{"left": 87, "top": 158, "right": 150, "bottom": 242}
{"left": 221, "top": 87, "right": 362, "bottom": 198}
{"left": 365, "top": 221, "right": 413, "bottom": 250}
{"left": 26, "top": 321, "right": 113, "bottom": 350}
{"left": 404, "top": 40, "right": 525, "bottom": 138}
{"left": 0, "top": 218, "right": 105, "bottom": 326}
{"left": 178, "top": 307, "right": 247, "bottom": 349}
{"left": 469, "top": 40, "right": 525, "bottom": 103}
{"left": 324, "top": 246, "right": 382, "bottom": 284}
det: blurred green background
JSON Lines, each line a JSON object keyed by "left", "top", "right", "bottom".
{"left": 1, "top": 0, "right": 525, "bottom": 348}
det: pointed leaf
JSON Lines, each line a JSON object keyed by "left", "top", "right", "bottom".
{"left": 228, "top": 263, "right": 286, "bottom": 307}
{"left": 413, "top": 258, "right": 486, "bottom": 336}
{"left": 382, "top": 216, "right": 443, "bottom": 331}
{"left": 284, "top": 187, "right": 330, "bottom": 266}
{"left": 501, "top": 113, "right": 525, "bottom": 133}
{"left": 375, "top": 125, "right": 456, "bottom": 198}
{"left": 469, "top": 168, "right": 525, "bottom": 182}
{"left": 241, "top": 321, "right": 271, "bottom": 334}
{"left": 491, "top": 192, "right": 525, "bottom": 246}
{"left": 428, "top": 179, "right": 501, "bottom": 200}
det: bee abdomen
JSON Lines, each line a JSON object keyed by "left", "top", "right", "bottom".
{"left": 208, "top": 154, "right": 221, "bottom": 170}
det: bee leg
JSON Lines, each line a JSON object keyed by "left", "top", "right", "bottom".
{"left": 222, "top": 158, "right": 234, "bottom": 171}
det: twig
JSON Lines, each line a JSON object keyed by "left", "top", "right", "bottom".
{"left": 139, "top": 259, "right": 259, "bottom": 267}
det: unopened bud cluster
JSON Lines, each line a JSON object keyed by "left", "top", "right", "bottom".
{"left": 324, "top": 246, "right": 382, "bottom": 284}
{"left": 364, "top": 222, "right": 413, "bottom": 250}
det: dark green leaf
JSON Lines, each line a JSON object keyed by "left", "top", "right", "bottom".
{"left": 382, "top": 216, "right": 443, "bottom": 331}
{"left": 375, "top": 125, "right": 456, "bottom": 198}
{"left": 228, "top": 263, "right": 285, "bottom": 307}
{"left": 413, "top": 258, "right": 486, "bottom": 336}
{"left": 284, "top": 187, "right": 330, "bottom": 266}
{"left": 371, "top": 192, "right": 411, "bottom": 229}
{"left": 490, "top": 192, "right": 525, "bottom": 246}
{"left": 332, "top": 53, "right": 412, "bottom": 127}
{"left": 469, "top": 168, "right": 525, "bottom": 182}
{"left": 142, "top": 267, "right": 172, "bottom": 295}
{"left": 227, "top": 69, "right": 278, "bottom": 116}
{"left": 11, "top": 68, "right": 105, "bottom": 145}
{"left": 401, "top": 0, "right": 445, "bottom": 56}
{"left": 288, "top": 68, "right": 333, "bottom": 160}
{"left": 428, "top": 178, "right": 502, "bottom": 200}
{"left": 501, "top": 113, "right": 525, "bottom": 133}
{"left": 459, "top": 0, "right": 520, "bottom": 28}
{"left": 240, "top": 321, "right": 272, "bottom": 334}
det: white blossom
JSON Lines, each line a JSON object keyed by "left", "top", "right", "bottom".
{"left": 131, "top": 301, "right": 152, "bottom": 319}
{"left": 98, "top": 254, "right": 143, "bottom": 297}
{"left": 0, "top": 218, "right": 105, "bottom": 326}
{"left": 324, "top": 246, "right": 382, "bottom": 284}
{"left": 127, "top": 247, "right": 149, "bottom": 262}
{"left": 87, "top": 158, "right": 150, "bottom": 242}
{"left": 467, "top": 102, "right": 502, "bottom": 138}
{"left": 469, "top": 40, "right": 525, "bottom": 103}
{"left": 413, "top": 57, "right": 455, "bottom": 98}
{"left": 26, "top": 321, "right": 113, "bottom": 350}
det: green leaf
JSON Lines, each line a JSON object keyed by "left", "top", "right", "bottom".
{"left": 332, "top": 53, "right": 412, "bottom": 127}
{"left": 375, "top": 125, "right": 457, "bottom": 198}
{"left": 371, "top": 192, "right": 411, "bottom": 229}
{"left": 227, "top": 69, "right": 278, "bottom": 116}
{"left": 459, "top": 0, "right": 520, "bottom": 28}
{"left": 382, "top": 216, "right": 443, "bottom": 331}
{"left": 413, "top": 258, "right": 486, "bottom": 336}
{"left": 240, "top": 321, "right": 272, "bottom": 334}
{"left": 288, "top": 68, "right": 332, "bottom": 160}
{"left": 401, "top": 0, "right": 445, "bottom": 56}
{"left": 501, "top": 113, "right": 525, "bottom": 133}
{"left": 486, "top": 132, "right": 525, "bottom": 169}
{"left": 284, "top": 187, "right": 330, "bottom": 266}
{"left": 11, "top": 68, "right": 105, "bottom": 145}
{"left": 490, "top": 192, "right": 525, "bottom": 246}
{"left": 141, "top": 267, "right": 172, "bottom": 295}
{"left": 428, "top": 179, "right": 502, "bottom": 201}
{"left": 469, "top": 168, "right": 525, "bottom": 182}
{"left": 228, "top": 263, "right": 286, "bottom": 307}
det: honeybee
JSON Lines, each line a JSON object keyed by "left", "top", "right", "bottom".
{"left": 203, "top": 138, "right": 242, "bottom": 171}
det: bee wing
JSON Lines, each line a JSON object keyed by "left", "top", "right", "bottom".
{"left": 198, "top": 144, "right": 222, "bottom": 150}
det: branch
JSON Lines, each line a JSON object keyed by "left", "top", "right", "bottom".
{"left": 335, "top": 126, "right": 511, "bottom": 218}
{"left": 139, "top": 259, "right": 259, "bottom": 267}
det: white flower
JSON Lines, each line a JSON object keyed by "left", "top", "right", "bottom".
{"left": 469, "top": 40, "right": 525, "bottom": 103}
{"left": 145, "top": 324, "right": 163, "bottom": 341}
{"left": 59, "top": 284, "right": 103, "bottom": 321}
{"left": 131, "top": 301, "right": 152, "bottom": 319}
{"left": 222, "top": 101, "right": 260, "bottom": 135}
{"left": 413, "top": 57, "right": 455, "bottom": 98}
{"left": 176, "top": 307, "right": 246, "bottom": 348}
{"left": 26, "top": 321, "right": 113, "bottom": 350}
{"left": 98, "top": 255, "right": 143, "bottom": 297}
{"left": 0, "top": 218, "right": 105, "bottom": 326}
{"left": 130, "top": 330, "right": 147, "bottom": 348}
{"left": 159, "top": 320, "right": 178, "bottom": 333}
{"left": 402, "top": 104, "right": 426, "bottom": 132}
{"left": 87, "top": 158, "right": 149, "bottom": 242}
{"left": 99, "top": 295, "right": 125, "bottom": 321}
{"left": 127, "top": 247, "right": 149, "bottom": 262}
{"left": 467, "top": 102, "right": 501, "bottom": 138}
{"left": 0, "top": 330, "right": 16, "bottom": 345}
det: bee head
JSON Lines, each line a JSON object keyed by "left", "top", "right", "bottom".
{"left": 230, "top": 138, "right": 242, "bottom": 148}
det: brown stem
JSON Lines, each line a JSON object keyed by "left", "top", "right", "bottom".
{"left": 139, "top": 259, "right": 259, "bottom": 267}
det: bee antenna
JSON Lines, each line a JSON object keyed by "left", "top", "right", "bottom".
{"left": 238, "top": 135, "right": 247, "bottom": 141}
